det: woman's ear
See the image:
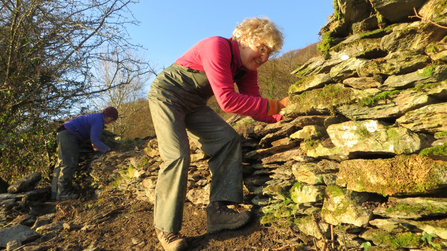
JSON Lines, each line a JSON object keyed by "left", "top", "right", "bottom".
{"left": 240, "top": 37, "right": 247, "bottom": 49}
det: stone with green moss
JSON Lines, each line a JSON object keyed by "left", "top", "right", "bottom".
{"left": 308, "top": 120, "right": 425, "bottom": 160}
{"left": 289, "top": 182, "right": 324, "bottom": 204}
{"left": 337, "top": 155, "right": 447, "bottom": 196}
{"left": 321, "top": 185, "right": 372, "bottom": 227}
{"left": 397, "top": 102, "right": 447, "bottom": 134}
{"left": 283, "top": 83, "right": 375, "bottom": 118}
{"left": 360, "top": 228, "right": 423, "bottom": 249}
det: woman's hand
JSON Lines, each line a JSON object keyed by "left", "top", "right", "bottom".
{"left": 267, "top": 97, "right": 291, "bottom": 115}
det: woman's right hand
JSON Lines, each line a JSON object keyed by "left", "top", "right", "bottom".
{"left": 267, "top": 97, "right": 291, "bottom": 115}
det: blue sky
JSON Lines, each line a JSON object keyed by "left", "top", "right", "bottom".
{"left": 125, "top": 1, "right": 335, "bottom": 71}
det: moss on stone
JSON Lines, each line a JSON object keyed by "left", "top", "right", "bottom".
{"left": 300, "top": 137, "right": 320, "bottom": 152}
{"left": 425, "top": 218, "right": 447, "bottom": 229}
{"left": 414, "top": 80, "right": 444, "bottom": 92}
{"left": 417, "top": 64, "right": 438, "bottom": 77}
{"left": 317, "top": 32, "right": 333, "bottom": 58}
{"left": 263, "top": 184, "right": 290, "bottom": 198}
{"left": 375, "top": 9, "right": 383, "bottom": 24}
{"left": 332, "top": 0, "right": 341, "bottom": 20}
{"left": 293, "top": 215, "right": 313, "bottom": 227}
{"left": 385, "top": 201, "right": 447, "bottom": 215}
{"left": 355, "top": 123, "right": 373, "bottom": 139}
{"left": 339, "top": 155, "right": 447, "bottom": 196}
{"left": 325, "top": 185, "right": 345, "bottom": 197}
{"left": 360, "top": 90, "right": 401, "bottom": 107}
{"left": 373, "top": 231, "right": 423, "bottom": 249}
{"left": 291, "top": 84, "right": 353, "bottom": 114}
{"left": 419, "top": 143, "right": 447, "bottom": 157}
{"left": 435, "top": 132, "right": 447, "bottom": 138}
{"left": 261, "top": 201, "right": 296, "bottom": 228}
{"left": 137, "top": 157, "right": 149, "bottom": 168}
{"left": 332, "top": 37, "right": 381, "bottom": 53}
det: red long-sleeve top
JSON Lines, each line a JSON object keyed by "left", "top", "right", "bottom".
{"left": 175, "top": 36, "right": 281, "bottom": 123}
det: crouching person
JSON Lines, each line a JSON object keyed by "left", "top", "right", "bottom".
{"left": 147, "top": 17, "right": 289, "bottom": 251}
{"left": 51, "top": 107, "right": 118, "bottom": 201}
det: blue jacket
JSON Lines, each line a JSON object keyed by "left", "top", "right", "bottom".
{"left": 64, "top": 113, "right": 110, "bottom": 153}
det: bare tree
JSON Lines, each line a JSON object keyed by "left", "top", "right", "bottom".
{"left": 92, "top": 48, "right": 156, "bottom": 136}
{"left": 0, "top": 0, "right": 143, "bottom": 180}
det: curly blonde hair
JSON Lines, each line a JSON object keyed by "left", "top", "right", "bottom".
{"left": 232, "top": 17, "right": 284, "bottom": 52}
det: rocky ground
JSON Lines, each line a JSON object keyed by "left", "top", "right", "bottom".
{"left": 24, "top": 189, "right": 305, "bottom": 251}
{"left": 0, "top": 137, "right": 315, "bottom": 251}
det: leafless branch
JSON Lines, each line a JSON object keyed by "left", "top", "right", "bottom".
{"left": 411, "top": 7, "right": 447, "bottom": 29}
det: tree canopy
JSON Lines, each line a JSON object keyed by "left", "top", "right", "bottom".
{"left": 0, "top": 0, "right": 144, "bottom": 180}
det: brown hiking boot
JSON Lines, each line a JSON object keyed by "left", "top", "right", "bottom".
{"left": 156, "top": 228, "right": 187, "bottom": 251}
{"left": 206, "top": 201, "right": 252, "bottom": 234}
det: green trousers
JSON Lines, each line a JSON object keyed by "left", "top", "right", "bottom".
{"left": 148, "top": 63, "right": 243, "bottom": 233}
{"left": 51, "top": 129, "right": 80, "bottom": 200}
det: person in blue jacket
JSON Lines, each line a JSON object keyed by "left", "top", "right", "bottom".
{"left": 51, "top": 107, "right": 118, "bottom": 201}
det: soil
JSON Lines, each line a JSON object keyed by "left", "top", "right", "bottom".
{"left": 28, "top": 189, "right": 308, "bottom": 251}
{"left": 17, "top": 136, "right": 312, "bottom": 251}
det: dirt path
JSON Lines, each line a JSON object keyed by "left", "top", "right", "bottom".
{"left": 32, "top": 190, "right": 306, "bottom": 251}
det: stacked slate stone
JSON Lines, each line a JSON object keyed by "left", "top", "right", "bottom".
{"left": 239, "top": 0, "right": 447, "bottom": 250}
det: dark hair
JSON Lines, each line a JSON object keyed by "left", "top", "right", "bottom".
{"left": 103, "top": 107, "right": 118, "bottom": 120}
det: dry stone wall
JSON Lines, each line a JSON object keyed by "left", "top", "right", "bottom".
{"left": 85, "top": 0, "right": 447, "bottom": 250}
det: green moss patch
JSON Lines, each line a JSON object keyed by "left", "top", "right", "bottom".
{"left": 360, "top": 90, "right": 401, "bottom": 107}
{"left": 339, "top": 155, "right": 447, "bottom": 196}
{"left": 291, "top": 84, "right": 353, "bottom": 115}
{"left": 373, "top": 231, "right": 423, "bottom": 249}
{"left": 419, "top": 143, "right": 447, "bottom": 157}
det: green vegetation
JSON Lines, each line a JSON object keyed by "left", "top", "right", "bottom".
{"left": 361, "top": 241, "right": 372, "bottom": 251}
{"left": 435, "top": 132, "right": 447, "bottom": 138}
{"left": 260, "top": 200, "right": 295, "bottom": 227}
{"left": 262, "top": 184, "right": 290, "bottom": 199}
{"left": 291, "top": 84, "right": 353, "bottom": 115}
{"left": 360, "top": 90, "right": 401, "bottom": 107}
{"left": 110, "top": 176, "right": 123, "bottom": 189}
{"left": 0, "top": 0, "right": 145, "bottom": 183}
{"left": 339, "top": 155, "right": 447, "bottom": 196}
{"left": 332, "top": 0, "right": 341, "bottom": 20}
{"left": 422, "top": 231, "right": 441, "bottom": 250}
{"left": 417, "top": 64, "right": 438, "bottom": 77}
{"left": 373, "top": 231, "right": 423, "bottom": 249}
{"left": 419, "top": 143, "right": 447, "bottom": 157}
{"left": 137, "top": 157, "right": 149, "bottom": 169}
{"left": 414, "top": 80, "right": 444, "bottom": 92}
{"left": 317, "top": 32, "right": 333, "bottom": 59}
{"left": 385, "top": 202, "right": 447, "bottom": 215}
{"left": 325, "top": 185, "right": 345, "bottom": 197}
{"left": 119, "top": 165, "right": 135, "bottom": 180}
{"left": 375, "top": 9, "right": 384, "bottom": 24}
{"left": 355, "top": 124, "right": 373, "bottom": 139}
{"left": 300, "top": 137, "right": 320, "bottom": 152}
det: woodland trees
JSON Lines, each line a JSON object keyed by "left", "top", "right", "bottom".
{"left": 0, "top": 0, "right": 145, "bottom": 181}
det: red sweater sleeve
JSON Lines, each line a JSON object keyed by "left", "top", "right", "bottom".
{"left": 176, "top": 37, "right": 281, "bottom": 123}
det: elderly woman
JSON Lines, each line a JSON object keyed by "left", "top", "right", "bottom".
{"left": 147, "top": 17, "right": 288, "bottom": 251}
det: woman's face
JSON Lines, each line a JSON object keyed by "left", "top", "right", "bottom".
{"left": 104, "top": 116, "right": 115, "bottom": 124}
{"left": 239, "top": 39, "right": 272, "bottom": 71}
